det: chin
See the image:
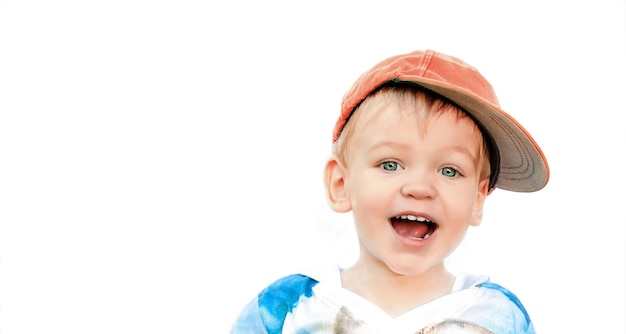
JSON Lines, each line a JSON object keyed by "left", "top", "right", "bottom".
{"left": 386, "top": 262, "right": 436, "bottom": 277}
{"left": 384, "top": 255, "right": 447, "bottom": 277}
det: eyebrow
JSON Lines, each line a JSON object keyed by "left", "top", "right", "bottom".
{"left": 368, "top": 141, "right": 478, "bottom": 163}
{"left": 366, "top": 141, "right": 412, "bottom": 152}
{"left": 445, "top": 145, "right": 479, "bottom": 164}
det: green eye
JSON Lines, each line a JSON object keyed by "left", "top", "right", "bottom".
{"left": 380, "top": 161, "right": 400, "bottom": 172}
{"left": 440, "top": 167, "right": 459, "bottom": 177}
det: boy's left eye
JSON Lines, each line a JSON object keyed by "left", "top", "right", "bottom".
{"left": 440, "top": 167, "right": 459, "bottom": 177}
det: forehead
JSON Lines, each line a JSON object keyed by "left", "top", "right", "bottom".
{"left": 353, "top": 101, "right": 483, "bottom": 149}
{"left": 334, "top": 86, "right": 490, "bottom": 168}
{"left": 351, "top": 89, "right": 481, "bottom": 140}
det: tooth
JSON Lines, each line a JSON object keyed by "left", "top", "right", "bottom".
{"left": 395, "top": 215, "right": 432, "bottom": 223}
{"left": 423, "top": 233, "right": 431, "bottom": 239}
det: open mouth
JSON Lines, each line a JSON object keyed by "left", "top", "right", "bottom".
{"left": 391, "top": 215, "right": 438, "bottom": 241}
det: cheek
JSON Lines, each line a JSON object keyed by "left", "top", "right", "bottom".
{"left": 443, "top": 188, "right": 478, "bottom": 219}
{"left": 351, "top": 184, "right": 380, "bottom": 210}
{"left": 349, "top": 181, "right": 392, "bottom": 217}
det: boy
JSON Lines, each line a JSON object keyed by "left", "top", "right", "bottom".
{"left": 230, "top": 49, "right": 549, "bottom": 333}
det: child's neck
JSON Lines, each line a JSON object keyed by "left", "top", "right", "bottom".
{"left": 340, "top": 261, "right": 455, "bottom": 318}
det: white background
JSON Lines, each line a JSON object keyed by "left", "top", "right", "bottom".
{"left": 0, "top": 1, "right": 624, "bottom": 333}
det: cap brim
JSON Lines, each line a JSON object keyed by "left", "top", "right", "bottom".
{"left": 400, "top": 76, "right": 549, "bottom": 192}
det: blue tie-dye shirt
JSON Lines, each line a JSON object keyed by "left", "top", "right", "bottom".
{"left": 231, "top": 265, "right": 535, "bottom": 333}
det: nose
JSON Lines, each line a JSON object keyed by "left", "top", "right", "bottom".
{"left": 400, "top": 170, "right": 437, "bottom": 200}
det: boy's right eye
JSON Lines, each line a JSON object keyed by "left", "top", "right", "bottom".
{"left": 380, "top": 161, "right": 402, "bottom": 172}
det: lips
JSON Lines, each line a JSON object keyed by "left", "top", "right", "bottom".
{"left": 391, "top": 214, "right": 438, "bottom": 240}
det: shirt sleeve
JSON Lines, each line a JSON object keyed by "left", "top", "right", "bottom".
{"left": 229, "top": 297, "right": 269, "bottom": 334}
{"left": 229, "top": 274, "right": 319, "bottom": 334}
{"left": 473, "top": 282, "right": 536, "bottom": 334}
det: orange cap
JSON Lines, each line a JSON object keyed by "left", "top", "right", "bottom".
{"left": 333, "top": 49, "right": 549, "bottom": 192}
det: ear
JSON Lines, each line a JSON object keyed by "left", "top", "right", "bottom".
{"left": 324, "top": 157, "right": 351, "bottom": 213}
{"left": 470, "top": 178, "right": 490, "bottom": 226}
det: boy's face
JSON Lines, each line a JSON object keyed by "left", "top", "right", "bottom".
{"left": 331, "top": 103, "right": 490, "bottom": 277}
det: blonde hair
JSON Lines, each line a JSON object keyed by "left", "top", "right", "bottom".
{"left": 332, "top": 85, "right": 492, "bottom": 182}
